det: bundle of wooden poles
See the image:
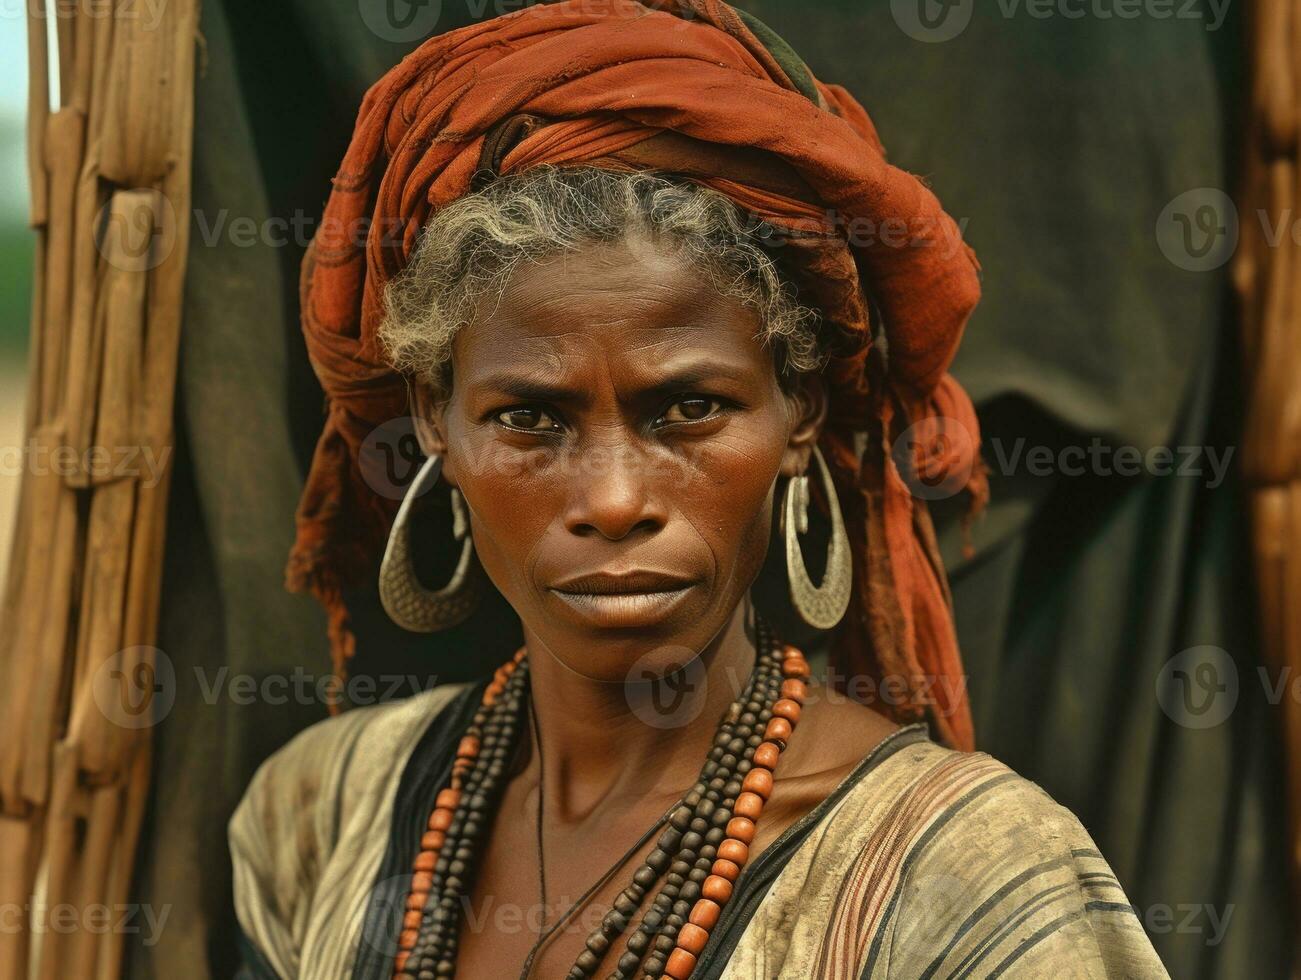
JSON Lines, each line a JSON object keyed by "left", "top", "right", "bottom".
{"left": 1234, "top": 0, "right": 1301, "bottom": 897}
{"left": 0, "top": 1, "right": 196, "bottom": 977}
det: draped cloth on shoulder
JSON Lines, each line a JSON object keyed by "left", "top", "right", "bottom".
{"left": 287, "top": 0, "right": 986, "bottom": 749}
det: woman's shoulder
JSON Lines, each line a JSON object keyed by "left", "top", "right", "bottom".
{"left": 231, "top": 680, "right": 473, "bottom": 829}
{"left": 729, "top": 734, "right": 1169, "bottom": 978}
{"left": 837, "top": 732, "right": 1080, "bottom": 834}
{"left": 832, "top": 736, "right": 1108, "bottom": 874}
{"left": 856, "top": 740, "right": 1167, "bottom": 976}
{"left": 228, "top": 682, "right": 474, "bottom": 979}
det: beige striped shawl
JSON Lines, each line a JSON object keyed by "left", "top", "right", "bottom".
{"left": 230, "top": 686, "right": 1168, "bottom": 979}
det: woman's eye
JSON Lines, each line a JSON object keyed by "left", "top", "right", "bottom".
{"left": 495, "top": 406, "right": 561, "bottom": 432}
{"left": 657, "top": 397, "right": 723, "bottom": 426}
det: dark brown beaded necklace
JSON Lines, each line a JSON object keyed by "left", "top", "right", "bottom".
{"left": 393, "top": 617, "right": 809, "bottom": 980}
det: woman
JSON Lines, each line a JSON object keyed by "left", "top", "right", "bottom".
{"left": 230, "top": 2, "right": 1168, "bottom": 977}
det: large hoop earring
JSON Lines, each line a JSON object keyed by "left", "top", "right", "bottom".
{"left": 379, "top": 454, "right": 483, "bottom": 632}
{"left": 782, "top": 444, "right": 852, "bottom": 630}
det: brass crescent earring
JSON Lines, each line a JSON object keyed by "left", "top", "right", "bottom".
{"left": 782, "top": 444, "right": 852, "bottom": 629}
{"left": 379, "top": 453, "right": 484, "bottom": 632}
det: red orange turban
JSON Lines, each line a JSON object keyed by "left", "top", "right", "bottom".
{"left": 288, "top": 0, "right": 986, "bottom": 749}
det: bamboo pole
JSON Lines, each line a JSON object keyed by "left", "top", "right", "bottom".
{"left": 0, "top": 0, "right": 70, "bottom": 961}
{"left": 0, "top": 813, "right": 39, "bottom": 977}
{"left": 97, "top": 740, "right": 151, "bottom": 980}
{"left": 66, "top": 189, "right": 149, "bottom": 779}
{"left": 0, "top": 0, "right": 199, "bottom": 975}
{"left": 1232, "top": 0, "right": 1301, "bottom": 894}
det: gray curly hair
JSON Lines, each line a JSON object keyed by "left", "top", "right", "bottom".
{"left": 379, "top": 166, "right": 825, "bottom": 399}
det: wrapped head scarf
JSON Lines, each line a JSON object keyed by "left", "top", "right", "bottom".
{"left": 289, "top": 0, "right": 986, "bottom": 749}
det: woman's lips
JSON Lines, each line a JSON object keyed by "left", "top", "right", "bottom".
{"left": 547, "top": 575, "right": 698, "bottom": 628}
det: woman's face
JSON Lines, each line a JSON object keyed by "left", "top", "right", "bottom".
{"left": 417, "top": 231, "right": 825, "bottom": 682}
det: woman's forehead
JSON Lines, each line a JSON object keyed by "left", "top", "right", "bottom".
{"left": 453, "top": 240, "right": 769, "bottom": 383}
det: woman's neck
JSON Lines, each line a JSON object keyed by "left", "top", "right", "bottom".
{"left": 517, "top": 599, "right": 758, "bottom": 824}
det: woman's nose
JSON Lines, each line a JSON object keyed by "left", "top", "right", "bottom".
{"left": 562, "top": 444, "right": 668, "bottom": 541}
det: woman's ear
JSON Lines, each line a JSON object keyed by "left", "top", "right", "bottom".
{"left": 409, "top": 383, "right": 456, "bottom": 486}
{"left": 780, "top": 372, "right": 828, "bottom": 478}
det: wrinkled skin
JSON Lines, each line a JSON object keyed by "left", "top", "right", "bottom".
{"left": 419, "top": 230, "right": 821, "bottom": 679}
{"left": 412, "top": 231, "right": 894, "bottom": 977}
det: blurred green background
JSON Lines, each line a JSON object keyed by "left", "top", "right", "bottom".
{"left": 0, "top": 12, "right": 31, "bottom": 358}
{"left": 0, "top": 11, "right": 29, "bottom": 589}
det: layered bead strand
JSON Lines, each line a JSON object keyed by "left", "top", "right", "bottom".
{"left": 661, "top": 641, "right": 807, "bottom": 980}
{"left": 629, "top": 625, "right": 788, "bottom": 979}
{"left": 392, "top": 620, "right": 809, "bottom": 980}
{"left": 575, "top": 618, "right": 787, "bottom": 980}
{"left": 395, "top": 647, "right": 529, "bottom": 979}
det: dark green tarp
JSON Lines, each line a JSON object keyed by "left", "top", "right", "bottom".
{"left": 123, "top": 1, "right": 1293, "bottom": 977}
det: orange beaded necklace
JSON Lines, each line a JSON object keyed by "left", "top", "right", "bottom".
{"left": 392, "top": 625, "right": 808, "bottom": 980}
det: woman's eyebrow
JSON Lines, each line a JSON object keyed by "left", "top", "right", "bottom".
{"left": 470, "top": 361, "right": 755, "bottom": 403}
{"left": 635, "top": 362, "right": 754, "bottom": 397}
{"left": 472, "top": 372, "right": 588, "bottom": 403}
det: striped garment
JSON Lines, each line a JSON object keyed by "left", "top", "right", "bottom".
{"left": 229, "top": 683, "right": 1169, "bottom": 979}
